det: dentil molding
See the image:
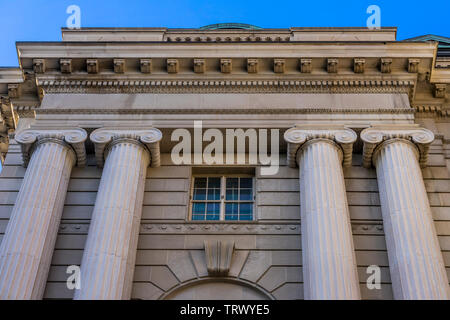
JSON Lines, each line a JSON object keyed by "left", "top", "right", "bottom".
{"left": 37, "top": 78, "right": 413, "bottom": 94}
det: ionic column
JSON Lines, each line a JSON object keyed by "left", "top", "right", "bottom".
{"left": 285, "top": 125, "right": 360, "bottom": 300}
{"left": 0, "top": 128, "right": 87, "bottom": 299}
{"left": 75, "top": 128, "right": 162, "bottom": 300}
{"left": 362, "top": 125, "right": 450, "bottom": 299}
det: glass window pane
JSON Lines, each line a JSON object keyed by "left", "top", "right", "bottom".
{"left": 194, "top": 178, "right": 207, "bottom": 188}
{"left": 225, "top": 203, "right": 239, "bottom": 221}
{"left": 226, "top": 188, "right": 238, "bottom": 200}
{"left": 240, "top": 178, "right": 253, "bottom": 188}
{"left": 206, "top": 202, "right": 220, "bottom": 214}
{"left": 239, "top": 203, "right": 253, "bottom": 220}
{"left": 226, "top": 178, "right": 238, "bottom": 201}
{"left": 226, "top": 178, "right": 238, "bottom": 188}
{"left": 192, "top": 202, "right": 206, "bottom": 220}
{"left": 239, "top": 188, "right": 253, "bottom": 201}
{"left": 206, "top": 203, "right": 220, "bottom": 220}
{"left": 207, "top": 187, "right": 220, "bottom": 200}
{"left": 193, "top": 188, "right": 206, "bottom": 200}
{"left": 206, "top": 177, "right": 221, "bottom": 200}
{"left": 192, "top": 202, "right": 205, "bottom": 214}
{"left": 191, "top": 214, "right": 204, "bottom": 221}
{"left": 208, "top": 177, "right": 221, "bottom": 188}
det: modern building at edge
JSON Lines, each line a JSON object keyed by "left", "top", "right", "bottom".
{"left": 0, "top": 24, "right": 449, "bottom": 300}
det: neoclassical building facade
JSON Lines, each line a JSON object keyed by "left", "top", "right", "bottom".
{"left": 0, "top": 25, "right": 449, "bottom": 300}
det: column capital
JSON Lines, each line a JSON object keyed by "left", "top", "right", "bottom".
{"left": 90, "top": 127, "right": 163, "bottom": 168}
{"left": 284, "top": 125, "right": 357, "bottom": 168}
{"left": 361, "top": 124, "right": 434, "bottom": 168}
{"left": 15, "top": 127, "right": 87, "bottom": 167}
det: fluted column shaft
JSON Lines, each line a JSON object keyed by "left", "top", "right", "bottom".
{"left": 374, "top": 139, "right": 450, "bottom": 299}
{"left": 75, "top": 138, "right": 150, "bottom": 300}
{"left": 0, "top": 139, "right": 75, "bottom": 299}
{"left": 298, "top": 139, "right": 360, "bottom": 300}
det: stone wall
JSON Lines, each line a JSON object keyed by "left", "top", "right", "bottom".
{"left": 1, "top": 129, "right": 449, "bottom": 299}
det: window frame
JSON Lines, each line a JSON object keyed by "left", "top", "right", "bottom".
{"left": 189, "top": 173, "right": 256, "bottom": 222}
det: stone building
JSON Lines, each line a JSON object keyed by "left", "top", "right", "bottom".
{"left": 0, "top": 24, "right": 449, "bottom": 300}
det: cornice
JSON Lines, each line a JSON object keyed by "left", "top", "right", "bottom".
{"left": 16, "top": 41, "right": 436, "bottom": 59}
{"left": 0, "top": 68, "right": 25, "bottom": 84}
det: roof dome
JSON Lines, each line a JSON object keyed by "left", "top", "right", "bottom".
{"left": 199, "top": 23, "right": 262, "bottom": 30}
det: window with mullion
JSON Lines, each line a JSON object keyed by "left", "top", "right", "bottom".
{"left": 191, "top": 177, "right": 221, "bottom": 220}
{"left": 225, "top": 177, "right": 253, "bottom": 221}
{"left": 190, "top": 176, "right": 254, "bottom": 221}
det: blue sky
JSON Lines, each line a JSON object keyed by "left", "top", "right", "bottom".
{"left": 0, "top": 0, "right": 449, "bottom": 66}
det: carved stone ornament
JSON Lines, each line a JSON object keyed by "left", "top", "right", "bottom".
{"left": 354, "top": 58, "right": 365, "bottom": 73}
{"left": 113, "top": 59, "right": 125, "bottom": 73}
{"left": 273, "top": 58, "right": 285, "bottom": 73}
{"left": 60, "top": 59, "right": 72, "bottom": 74}
{"left": 408, "top": 58, "right": 420, "bottom": 73}
{"left": 284, "top": 125, "right": 357, "bottom": 168}
{"left": 14, "top": 127, "right": 88, "bottom": 167}
{"left": 86, "top": 59, "right": 99, "bottom": 74}
{"left": 204, "top": 240, "right": 234, "bottom": 276}
{"left": 194, "top": 58, "right": 205, "bottom": 73}
{"left": 90, "top": 127, "right": 163, "bottom": 168}
{"left": 33, "top": 59, "right": 46, "bottom": 74}
{"left": 220, "top": 58, "right": 232, "bottom": 73}
{"left": 300, "top": 58, "right": 312, "bottom": 73}
{"left": 15, "top": 106, "right": 36, "bottom": 119}
{"left": 434, "top": 83, "right": 446, "bottom": 98}
{"left": 247, "top": 58, "right": 258, "bottom": 73}
{"left": 360, "top": 124, "right": 434, "bottom": 168}
{"left": 140, "top": 59, "right": 152, "bottom": 73}
{"left": 167, "top": 59, "right": 179, "bottom": 73}
{"left": 380, "top": 58, "right": 392, "bottom": 73}
{"left": 327, "top": 58, "right": 338, "bottom": 73}
{"left": 7, "top": 84, "right": 20, "bottom": 99}
{"left": 0, "top": 97, "right": 16, "bottom": 130}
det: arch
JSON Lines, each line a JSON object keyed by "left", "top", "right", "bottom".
{"left": 160, "top": 278, "right": 274, "bottom": 300}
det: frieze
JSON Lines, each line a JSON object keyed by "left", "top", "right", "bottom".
{"left": 35, "top": 107, "right": 415, "bottom": 115}
{"left": 56, "top": 222, "right": 385, "bottom": 235}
